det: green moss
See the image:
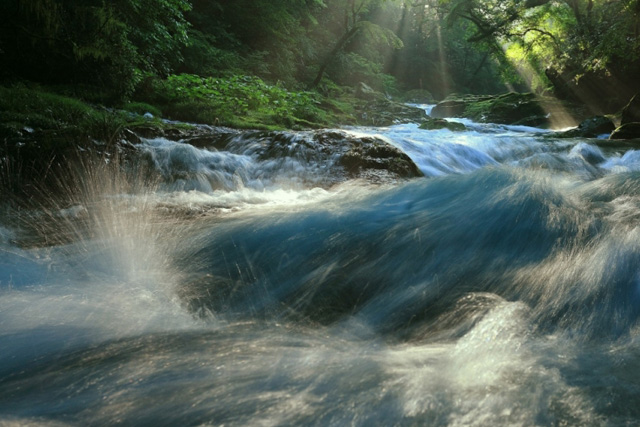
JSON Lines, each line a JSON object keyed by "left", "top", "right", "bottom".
{"left": 0, "top": 85, "right": 133, "bottom": 145}
{"left": 462, "top": 93, "right": 546, "bottom": 125}
{"left": 419, "top": 118, "right": 466, "bottom": 131}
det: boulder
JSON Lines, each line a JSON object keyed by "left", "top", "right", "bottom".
{"left": 403, "top": 89, "right": 435, "bottom": 104}
{"left": 609, "top": 123, "right": 640, "bottom": 140}
{"left": 430, "top": 99, "right": 468, "bottom": 119}
{"left": 431, "top": 93, "right": 547, "bottom": 126}
{"left": 355, "top": 98, "right": 427, "bottom": 126}
{"left": 313, "top": 130, "right": 423, "bottom": 179}
{"left": 430, "top": 92, "right": 587, "bottom": 129}
{"left": 355, "top": 82, "right": 385, "bottom": 102}
{"left": 554, "top": 116, "right": 616, "bottom": 138}
{"left": 419, "top": 118, "right": 466, "bottom": 132}
{"left": 621, "top": 93, "right": 640, "bottom": 126}
{"left": 202, "top": 129, "right": 423, "bottom": 185}
{"left": 464, "top": 93, "right": 547, "bottom": 125}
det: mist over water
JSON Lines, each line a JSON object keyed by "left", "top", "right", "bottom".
{"left": 2, "top": 117, "right": 640, "bottom": 425}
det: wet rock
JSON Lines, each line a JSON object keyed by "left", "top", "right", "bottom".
{"left": 339, "top": 137, "right": 422, "bottom": 179}
{"left": 554, "top": 116, "right": 616, "bottom": 138}
{"left": 352, "top": 83, "right": 427, "bottom": 126}
{"left": 121, "top": 128, "right": 142, "bottom": 145}
{"left": 609, "top": 123, "right": 640, "bottom": 140}
{"left": 430, "top": 99, "right": 469, "bottom": 119}
{"left": 403, "top": 89, "right": 435, "bottom": 104}
{"left": 312, "top": 130, "right": 422, "bottom": 179}
{"left": 357, "top": 99, "right": 426, "bottom": 126}
{"left": 419, "top": 118, "right": 466, "bottom": 132}
{"left": 575, "top": 116, "right": 616, "bottom": 137}
{"left": 512, "top": 115, "right": 551, "bottom": 128}
{"left": 195, "top": 129, "right": 423, "bottom": 184}
{"left": 464, "top": 93, "right": 547, "bottom": 125}
{"left": 431, "top": 92, "right": 590, "bottom": 129}
{"left": 355, "top": 82, "right": 385, "bottom": 102}
{"left": 621, "top": 93, "right": 640, "bottom": 126}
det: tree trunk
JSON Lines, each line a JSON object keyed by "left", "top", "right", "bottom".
{"left": 309, "top": 24, "right": 361, "bottom": 89}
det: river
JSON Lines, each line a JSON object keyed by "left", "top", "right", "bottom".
{"left": 1, "top": 110, "right": 640, "bottom": 425}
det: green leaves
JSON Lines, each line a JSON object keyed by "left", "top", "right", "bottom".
{"left": 4, "top": 0, "right": 192, "bottom": 99}
{"left": 152, "top": 74, "right": 323, "bottom": 127}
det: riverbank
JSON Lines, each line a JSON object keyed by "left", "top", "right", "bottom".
{"left": 4, "top": 79, "right": 640, "bottom": 198}
{"left": 0, "top": 79, "right": 428, "bottom": 194}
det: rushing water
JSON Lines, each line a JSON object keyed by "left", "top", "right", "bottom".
{"left": 2, "top": 111, "right": 640, "bottom": 425}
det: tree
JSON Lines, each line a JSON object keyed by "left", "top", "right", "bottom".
{"left": 442, "top": 0, "right": 640, "bottom": 109}
{"left": 0, "top": 0, "right": 191, "bottom": 98}
{"left": 309, "top": 0, "right": 403, "bottom": 89}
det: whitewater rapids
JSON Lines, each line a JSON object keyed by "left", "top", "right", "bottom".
{"left": 1, "top": 114, "right": 640, "bottom": 425}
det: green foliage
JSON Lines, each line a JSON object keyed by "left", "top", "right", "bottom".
{"left": 5, "top": 0, "right": 636, "bottom": 131}
{"left": 185, "top": 0, "right": 321, "bottom": 85}
{"left": 443, "top": 0, "right": 640, "bottom": 106}
{"left": 1, "top": 0, "right": 192, "bottom": 99}
{"left": 179, "top": 29, "right": 242, "bottom": 76}
{"left": 143, "top": 74, "right": 327, "bottom": 129}
{"left": 0, "top": 84, "right": 128, "bottom": 146}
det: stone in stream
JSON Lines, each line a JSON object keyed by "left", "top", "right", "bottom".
{"left": 553, "top": 116, "right": 616, "bottom": 138}
{"left": 609, "top": 123, "right": 640, "bottom": 140}
{"left": 621, "top": 93, "right": 640, "bottom": 126}
{"left": 431, "top": 92, "right": 582, "bottom": 128}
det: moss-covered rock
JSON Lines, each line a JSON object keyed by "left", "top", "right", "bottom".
{"left": 430, "top": 94, "right": 494, "bottom": 119}
{"left": 354, "top": 97, "right": 427, "bottom": 126}
{"left": 419, "top": 118, "right": 466, "bottom": 131}
{"left": 463, "top": 93, "right": 546, "bottom": 125}
{"left": 355, "top": 82, "right": 386, "bottom": 102}
{"left": 430, "top": 92, "right": 581, "bottom": 128}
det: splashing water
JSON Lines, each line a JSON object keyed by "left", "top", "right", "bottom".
{"left": 2, "top": 119, "right": 640, "bottom": 425}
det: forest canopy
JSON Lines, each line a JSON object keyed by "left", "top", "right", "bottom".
{"left": 1, "top": 0, "right": 639, "bottom": 112}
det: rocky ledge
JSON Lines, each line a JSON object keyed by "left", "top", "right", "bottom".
{"left": 352, "top": 83, "right": 427, "bottom": 127}
{"left": 610, "top": 94, "right": 640, "bottom": 140}
{"left": 551, "top": 93, "right": 640, "bottom": 141}
{"left": 178, "top": 128, "right": 423, "bottom": 185}
{"left": 431, "top": 92, "right": 585, "bottom": 128}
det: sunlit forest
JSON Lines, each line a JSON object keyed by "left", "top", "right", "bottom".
{"left": 2, "top": 0, "right": 639, "bottom": 128}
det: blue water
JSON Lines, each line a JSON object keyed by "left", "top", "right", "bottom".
{"left": 2, "top": 117, "right": 640, "bottom": 425}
